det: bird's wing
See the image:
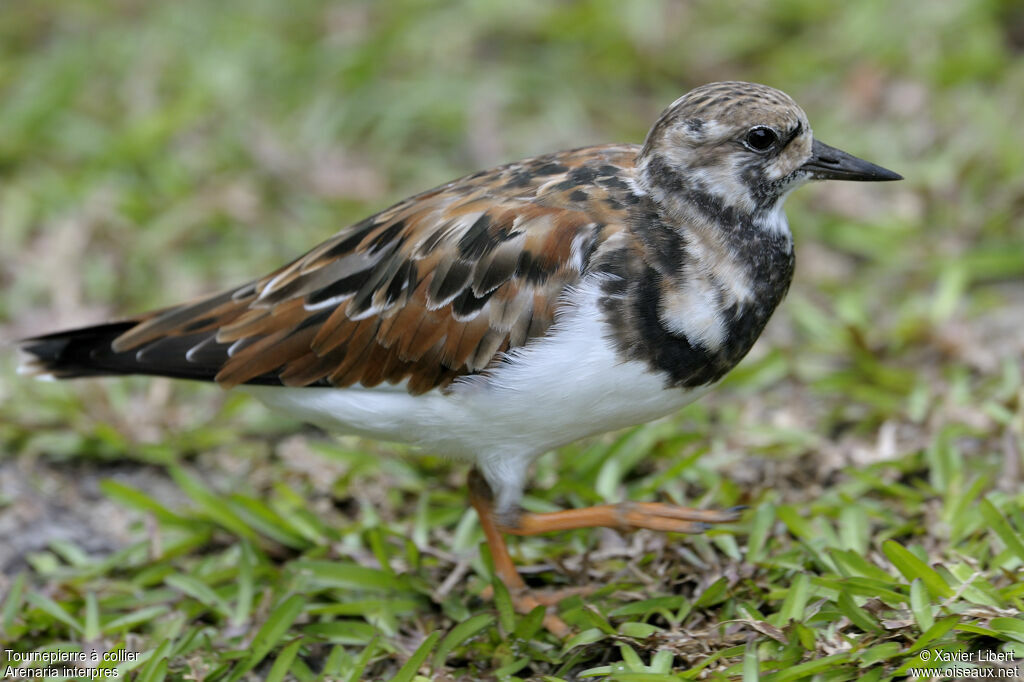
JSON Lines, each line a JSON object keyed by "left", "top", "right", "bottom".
{"left": 30, "top": 145, "right": 639, "bottom": 395}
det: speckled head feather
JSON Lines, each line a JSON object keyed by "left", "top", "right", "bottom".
{"left": 639, "top": 81, "right": 814, "bottom": 217}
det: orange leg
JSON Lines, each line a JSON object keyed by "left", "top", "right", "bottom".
{"left": 467, "top": 469, "right": 743, "bottom": 637}
{"left": 468, "top": 478, "right": 573, "bottom": 637}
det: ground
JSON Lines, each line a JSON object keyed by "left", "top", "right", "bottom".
{"left": 1, "top": 1, "right": 1023, "bottom": 680}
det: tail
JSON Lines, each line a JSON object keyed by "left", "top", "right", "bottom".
{"left": 17, "top": 287, "right": 296, "bottom": 387}
{"left": 17, "top": 320, "right": 226, "bottom": 383}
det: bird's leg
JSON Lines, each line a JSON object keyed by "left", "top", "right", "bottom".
{"left": 467, "top": 469, "right": 573, "bottom": 637}
{"left": 467, "top": 468, "right": 743, "bottom": 637}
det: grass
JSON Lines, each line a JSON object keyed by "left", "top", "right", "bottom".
{"left": 1, "top": 0, "right": 1024, "bottom": 679}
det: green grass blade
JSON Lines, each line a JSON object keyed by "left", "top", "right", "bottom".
{"left": 909, "top": 578, "right": 934, "bottom": 631}
{"left": 345, "top": 640, "right": 379, "bottom": 682}
{"left": 389, "top": 631, "right": 441, "bottom": 682}
{"left": 743, "top": 644, "right": 760, "bottom": 682}
{"left": 165, "top": 573, "right": 232, "bottom": 618}
{"left": 102, "top": 605, "right": 171, "bottom": 634}
{"left": 230, "top": 594, "right": 306, "bottom": 681}
{"left": 84, "top": 591, "right": 100, "bottom": 641}
{"left": 882, "top": 540, "right": 953, "bottom": 599}
{"left": 265, "top": 638, "right": 303, "bottom": 682}
{"left": 746, "top": 502, "right": 775, "bottom": 564}
{"left": 99, "top": 479, "right": 191, "bottom": 526}
{"left": 136, "top": 640, "right": 172, "bottom": 682}
{"left": 836, "top": 590, "right": 883, "bottom": 634}
{"left": 26, "top": 591, "right": 83, "bottom": 634}
{"left": 292, "top": 560, "right": 417, "bottom": 593}
{"left": 990, "top": 617, "right": 1024, "bottom": 644}
{"left": 232, "top": 540, "right": 256, "bottom": 629}
{"left": 433, "top": 613, "right": 494, "bottom": 669}
{"left": 1, "top": 572, "right": 26, "bottom": 636}
{"left": 169, "top": 467, "right": 260, "bottom": 541}
{"left": 773, "top": 573, "right": 810, "bottom": 625}
{"left": 979, "top": 498, "right": 1024, "bottom": 563}
{"left": 491, "top": 575, "right": 515, "bottom": 634}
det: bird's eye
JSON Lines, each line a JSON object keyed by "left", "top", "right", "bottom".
{"left": 743, "top": 126, "right": 779, "bottom": 152}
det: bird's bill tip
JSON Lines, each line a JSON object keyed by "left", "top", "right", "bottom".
{"left": 802, "top": 139, "right": 902, "bottom": 182}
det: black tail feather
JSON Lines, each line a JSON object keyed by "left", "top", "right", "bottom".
{"left": 19, "top": 321, "right": 224, "bottom": 383}
{"left": 18, "top": 321, "right": 290, "bottom": 385}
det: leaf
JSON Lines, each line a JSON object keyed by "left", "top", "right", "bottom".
{"left": 838, "top": 505, "right": 870, "bottom": 555}
{"left": 990, "top": 617, "right": 1024, "bottom": 644}
{"left": 99, "top": 479, "right": 190, "bottom": 526}
{"left": 169, "top": 467, "right": 260, "bottom": 541}
{"left": 433, "top": 613, "right": 494, "bottom": 669}
{"left": 608, "top": 595, "right": 687, "bottom": 619}
{"left": 768, "top": 653, "right": 850, "bottom": 682}
{"left": 229, "top": 594, "right": 306, "bottom": 681}
{"left": 103, "top": 606, "right": 171, "bottom": 633}
{"left": 909, "top": 579, "right": 934, "bottom": 631}
{"left": 302, "top": 620, "right": 379, "bottom": 644}
{"left": 389, "top": 631, "right": 440, "bottom": 682}
{"left": 814, "top": 577, "right": 906, "bottom": 605}
{"left": 858, "top": 642, "right": 903, "bottom": 667}
{"left": 165, "top": 573, "right": 232, "bottom": 618}
{"left": 743, "top": 642, "right": 759, "bottom": 682}
{"left": 693, "top": 577, "right": 730, "bottom": 609}
{"left": 906, "top": 616, "right": 960, "bottom": 654}
{"left": 136, "top": 640, "right": 172, "bottom": 682}
{"left": 232, "top": 541, "right": 256, "bottom": 628}
{"left": 836, "top": 590, "right": 883, "bottom": 634}
{"left": 2, "top": 572, "right": 26, "bottom": 636}
{"left": 562, "top": 627, "right": 608, "bottom": 653}
{"left": 618, "top": 621, "right": 661, "bottom": 638}
{"left": 265, "top": 638, "right": 303, "bottom": 682}
{"left": 227, "top": 495, "right": 310, "bottom": 548}
{"left": 776, "top": 505, "right": 815, "bottom": 542}
{"left": 292, "top": 560, "right": 417, "bottom": 593}
{"left": 746, "top": 503, "right": 775, "bottom": 563}
{"left": 773, "top": 573, "right": 810, "bottom": 625}
{"left": 345, "top": 640, "right": 379, "bottom": 682}
{"left": 491, "top": 576, "right": 516, "bottom": 634}
{"left": 979, "top": 498, "right": 1024, "bottom": 563}
{"left": 882, "top": 540, "right": 953, "bottom": 599}
{"left": 829, "top": 548, "right": 898, "bottom": 582}
{"left": 26, "top": 591, "right": 83, "bottom": 634}
{"left": 84, "top": 592, "right": 100, "bottom": 641}
{"left": 512, "top": 605, "right": 546, "bottom": 642}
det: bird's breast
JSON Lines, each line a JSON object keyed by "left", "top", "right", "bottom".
{"left": 595, "top": 208, "right": 795, "bottom": 389}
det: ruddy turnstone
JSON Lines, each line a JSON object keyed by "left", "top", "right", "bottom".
{"left": 20, "top": 81, "right": 900, "bottom": 636}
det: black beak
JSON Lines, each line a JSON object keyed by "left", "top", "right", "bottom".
{"left": 802, "top": 139, "right": 902, "bottom": 182}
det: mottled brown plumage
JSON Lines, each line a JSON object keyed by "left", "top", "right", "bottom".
{"left": 40, "top": 145, "right": 639, "bottom": 394}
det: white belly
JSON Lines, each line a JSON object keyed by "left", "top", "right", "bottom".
{"left": 244, "top": 279, "right": 711, "bottom": 510}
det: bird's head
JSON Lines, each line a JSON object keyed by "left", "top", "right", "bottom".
{"left": 638, "top": 81, "right": 901, "bottom": 223}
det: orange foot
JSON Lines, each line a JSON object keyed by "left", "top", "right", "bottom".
{"left": 467, "top": 469, "right": 743, "bottom": 637}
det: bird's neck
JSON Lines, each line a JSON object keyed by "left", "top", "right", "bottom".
{"left": 593, "top": 173, "right": 796, "bottom": 389}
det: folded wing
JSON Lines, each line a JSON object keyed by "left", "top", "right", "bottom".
{"left": 22, "top": 145, "right": 637, "bottom": 394}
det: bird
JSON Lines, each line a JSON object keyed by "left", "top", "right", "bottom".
{"left": 19, "top": 81, "right": 901, "bottom": 636}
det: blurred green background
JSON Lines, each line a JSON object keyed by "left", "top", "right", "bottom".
{"left": 1, "top": 1, "right": 1023, "bottom": 680}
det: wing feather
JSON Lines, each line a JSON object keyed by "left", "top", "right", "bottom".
{"left": 85, "top": 144, "right": 641, "bottom": 394}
